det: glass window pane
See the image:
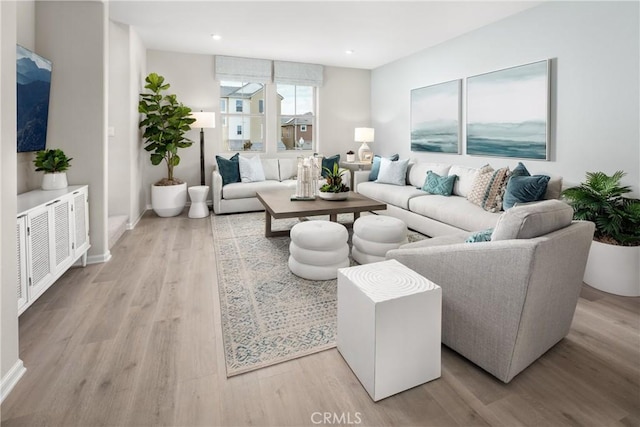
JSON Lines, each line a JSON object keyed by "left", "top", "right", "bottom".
{"left": 223, "top": 116, "right": 263, "bottom": 152}
{"left": 277, "top": 84, "right": 296, "bottom": 115}
{"left": 278, "top": 116, "right": 313, "bottom": 151}
{"left": 295, "top": 86, "right": 314, "bottom": 114}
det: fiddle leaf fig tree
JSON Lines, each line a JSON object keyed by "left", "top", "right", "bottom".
{"left": 138, "top": 73, "right": 195, "bottom": 185}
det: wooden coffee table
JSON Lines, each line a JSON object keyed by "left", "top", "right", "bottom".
{"left": 256, "top": 189, "right": 386, "bottom": 237}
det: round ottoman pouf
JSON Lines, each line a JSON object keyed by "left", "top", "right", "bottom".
{"left": 352, "top": 215, "right": 408, "bottom": 265}
{"left": 288, "top": 221, "right": 349, "bottom": 280}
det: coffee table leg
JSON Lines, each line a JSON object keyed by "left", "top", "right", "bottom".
{"left": 265, "top": 211, "right": 273, "bottom": 237}
{"left": 330, "top": 213, "right": 337, "bottom": 222}
{"left": 354, "top": 212, "right": 361, "bottom": 221}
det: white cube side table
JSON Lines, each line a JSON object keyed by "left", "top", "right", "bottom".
{"left": 337, "top": 259, "right": 441, "bottom": 401}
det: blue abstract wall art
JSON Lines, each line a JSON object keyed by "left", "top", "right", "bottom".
{"left": 466, "top": 60, "right": 549, "bottom": 160}
{"left": 411, "top": 79, "right": 461, "bottom": 154}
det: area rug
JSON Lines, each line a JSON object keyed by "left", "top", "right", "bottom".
{"left": 211, "top": 211, "right": 426, "bottom": 377}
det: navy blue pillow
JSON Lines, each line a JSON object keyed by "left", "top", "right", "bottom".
{"left": 511, "top": 161, "right": 530, "bottom": 177}
{"left": 321, "top": 154, "right": 340, "bottom": 177}
{"left": 216, "top": 153, "right": 240, "bottom": 186}
{"left": 369, "top": 154, "right": 399, "bottom": 181}
{"left": 503, "top": 175, "right": 550, "bottom": 210}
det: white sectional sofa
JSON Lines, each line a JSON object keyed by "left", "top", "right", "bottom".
{"left": 354, "top": 160, "right": 562, "bottom": 237}
{"left": 212, "top": 157, "right": 350, "bottom": 214}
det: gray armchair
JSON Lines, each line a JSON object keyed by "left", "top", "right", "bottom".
{"left": 386, "top": 200, "right": 595, "bottom": 383}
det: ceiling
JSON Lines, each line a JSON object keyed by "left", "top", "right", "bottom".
{"left": 109, "top": 1, "right": 542, "bottom": 70}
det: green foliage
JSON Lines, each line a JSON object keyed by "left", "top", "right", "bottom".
{"left": 139, "top": 73, "right": 195, "bottom": 184}
{"left": 562, "top": 171, "right": 640, "bottom": 246}
{"left": 320, "top": 163, "right": 350, "bottom": 193}
{"left": 33, "top": 148, "right": 72, "bottom": 173}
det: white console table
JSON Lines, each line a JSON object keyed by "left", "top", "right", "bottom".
{"left": 17, "top": 185, "right": 90, "bottom": 315}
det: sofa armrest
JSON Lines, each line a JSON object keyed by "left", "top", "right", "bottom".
{"left": 212, "top": 170, "right": 223, "bottom": 214}
{"left": 353, "top": 170, "right": 370, "bottom": 193}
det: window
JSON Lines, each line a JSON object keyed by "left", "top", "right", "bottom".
{"left": 220, "top": 81, "right": 265, "bottom": 152}
{"left": 277, "top": 84, "right": 315, "bottom": 152}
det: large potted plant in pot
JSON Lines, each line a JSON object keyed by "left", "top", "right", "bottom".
{"left": 562, "top": 171, "right": 640, "bottom": 296}
{"left": 34, "top": 148, "right": 72, "bottom": 190}
{"left": 139, "top": 73, "right": 195, "bottom": 217}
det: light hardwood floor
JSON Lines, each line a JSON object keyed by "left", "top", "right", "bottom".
{"left": 2, "top": 210, "right": 639, "bottom": 427}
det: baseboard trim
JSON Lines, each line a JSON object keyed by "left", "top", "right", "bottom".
{"left": 87, "top": 251, "right": 112, "bottom": 265}
{"left": 1, "top": 359, "right": 26, "bottom": 403}
{"left": 127, "top": 210, "right": 145, "bottom": 230}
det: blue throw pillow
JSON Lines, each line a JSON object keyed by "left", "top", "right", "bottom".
{"left": 503, "top": 175, "right": 551, "bottom": 210}
{"left": 369, "top": 154, "right": 399, "bottom": 181}
{"left": 421, "top": 171, "right": 457, "bottom": 196}
{"left": 511, "top": 161, "right": 530, "bottom": 177}
{"left": 321, "top": 154, "right": 340, "bottom": 177}
{"left": 465, "top": 228, "right": 494, "bottom": 243}
{"left": 216, "top": 153, "right": 240, "bottom": 186}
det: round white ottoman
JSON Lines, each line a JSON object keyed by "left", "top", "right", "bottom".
{"left": 188, "top": 185, "right": 210, "bottom": 218}
{"left": 288, "top": 221, "right": 349, "bottom": 280}
{"left": 352, "top": 215, "right": 408, "bottom": 264}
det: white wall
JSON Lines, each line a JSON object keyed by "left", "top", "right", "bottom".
{"left": 36, "top": 1, "right": 110, "bottom": 262}
{"left": 1, "top": 0, "right": 24, "bottom": 399}
{"left": 371, "top": 1, "right": 640, "bottom": 194}
{"left": 128, "top": 28, "right": 146, "bottom": 227}
{"left": 144, "top": 50, "right": 371, "bottom": 207}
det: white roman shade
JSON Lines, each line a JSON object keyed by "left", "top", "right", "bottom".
{"left": 215, "top": 56, "right": 272, "bottom": 83}
{"left": 274, "top": 60, "right": 324, "bottom": 87}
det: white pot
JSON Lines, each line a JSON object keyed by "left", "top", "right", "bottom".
{"left": 42, "top": 172, "right": 68, "bottom": 190}
{"left": 583, "top": 240, "right": 640, "bottom": 297}
{"left": 151, "top": 182, "right": 187, "bottom": 217}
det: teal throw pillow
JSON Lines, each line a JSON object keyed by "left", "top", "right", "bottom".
{"left": 503, "top": 175, "right": 551, "bottom": 210}
{"left": 511, "top": 161, "right": 530, "bottom": 177}
{"left": 421, "top": 171, "right": 457, "bottom": 196}
{"left": 369, "top": 154, "right": 399, "bottom": 181}
{"left": 216, "top": 153, "right": 240, "bottom": 186}
{"left": 321, "top": 154, "right": 340, "bottom": 177}
{"left": 465, "top": 228, "right": 494, "bottom": 243}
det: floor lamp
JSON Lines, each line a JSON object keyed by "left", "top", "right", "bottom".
{"left": 191, "top": 112, "right": 216, "bottom": 185}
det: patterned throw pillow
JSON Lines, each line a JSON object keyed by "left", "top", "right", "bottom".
{"left": 465, "top": 228, "right": 494, "bottom": 243}
{"left": 421, "top": 171, "right": 457, "bottom": 196}
{"left": 467, "top": 165, "right": 511, "bottom": 212}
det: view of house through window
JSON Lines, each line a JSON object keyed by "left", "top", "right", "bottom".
{"left": 220, "top": 81, "right": 265, "bottom": 152}
{"left": 277, "top": 84, "right": 315, "bottom": 152}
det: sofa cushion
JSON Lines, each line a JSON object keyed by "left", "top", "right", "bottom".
{"left": 216, "top": 153, "right": 240, "bottom": 186}
{"left": 449, "top": 165, "right": 479, "bottom": 197}
{"left": 491, "top": 199, "right": 574, "bottom": 241}
{"left": 239, "top": 155, "right": 266, "bottom": 183}
{"left": 376, "top": 158, "right": 409, "bottom": 186}
{"left": 278, "top": 158, "right": 297, "bottom": 181}
{"left": 422, "top": 171, "right": 457, "bottom": 196}
{"left": 369, "top": 154, "right": 399, "bottom": 181}
{"left": 222, "top": 180, "right": 285, "bottom": 200}
{"left": 409, "top": 195, "right": 501, "bottom": 232}
{"left": 261, "top": 159, "right": 280, "bottom": 181}
{"left": 503, "top": 175, "right": 550, "bottom": 210}
{"left": 408, "top": 162, "right": 452, "bottom": 188}
{"left": 467, "top": 165, "right": 510, "bottom": 212}
{"left": 358, "top": 182, "right": 425, "bottom": 210}
{"left": 543, "top": 175, "right": 563, "bottom": 200}
{"left": 321, "top": 154, "right": 340, "bottom": 177}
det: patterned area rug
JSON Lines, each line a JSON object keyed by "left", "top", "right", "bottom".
{"left": 211, "top": 211, "right": 426, "bottom": 377}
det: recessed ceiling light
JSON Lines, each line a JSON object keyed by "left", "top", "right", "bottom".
{"left": 211, "top": 34, "right": 222, "bottom": 41}
{"left": 345, "top": 50, "right": 354, "bottom": 55}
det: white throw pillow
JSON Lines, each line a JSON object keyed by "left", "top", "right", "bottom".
{"left": 261, "top": 159, "right": 280, "bottom": 181}
{"left": 449, "top": 165, "right": 479, "bottom": 197}
{"left": 376, "top": 157, "right": 409, "bottom": 186}
{"left": 238, "top": 155, "right": 266, "bottom": 183}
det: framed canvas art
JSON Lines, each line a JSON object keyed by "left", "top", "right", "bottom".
{"left": 410, "top": 79, "right": 461, "bottom": 154}
{"left": 17, "top": 45, "right": 52, "bottom": 152}
{"left": 466, "top": 60, "right": 550, "bottom": 160}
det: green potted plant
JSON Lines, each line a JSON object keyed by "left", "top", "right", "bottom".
{"left": 319, "top": 163, "right": 350, "bottom": 200}
{"left": 139, "top": 73, "right": 195, "bottom": 217}
{"left": 562, "top": 171, "right": 640, "bottom": 296}
{"left": 34, "top": 148, "right": 72, "bottom": 190}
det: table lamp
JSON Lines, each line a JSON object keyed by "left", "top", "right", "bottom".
{"left": 355, "top": 127, "right": 374, "bottom": 162}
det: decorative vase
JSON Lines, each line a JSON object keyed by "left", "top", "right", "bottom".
{"left": 151, "top": 182, "right": 187, "bottom": 217}
{"left": 583, "top": 240, "right": 640, "bottom": 297}
{"left": 41, "top": 172, "right": 68, "bottom": 190}
{"left": 346, "top": 153, "right": 355, "bottom": 162}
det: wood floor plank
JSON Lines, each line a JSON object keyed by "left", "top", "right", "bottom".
{"left": 2, "top": 209, "right": 638, "bottom": 427}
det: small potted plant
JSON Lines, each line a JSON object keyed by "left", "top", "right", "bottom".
{"left": 346, "top": 150, "right": 355, "bottom": 162}
{"left": 319, "top": 163, "right": 350, "bottom": 200}
{"left": 562, "top": 170, "right": 640, "bottom": 296}
{"left": 34, "top": 148, "right": 72, "bottom": 190}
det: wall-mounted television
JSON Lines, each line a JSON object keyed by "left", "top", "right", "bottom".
{"left": 17, "top": 44, "right": 52, "bottom": 153}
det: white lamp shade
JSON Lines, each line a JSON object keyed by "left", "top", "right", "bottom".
{"left": 355, "top": 127, "right": 374, "bottom": 143}
{"left": 191, "top": 112, "right": 216, "bottom": 129}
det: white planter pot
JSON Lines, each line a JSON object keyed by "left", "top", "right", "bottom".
{"left": 151, "top": 182, "right": 187, "bottom": 217}
{"left": 583, "top": 240, "right": 640, "bottom": 297}
{"left": 41, "top": 172, "right": 68, "bottom": 190}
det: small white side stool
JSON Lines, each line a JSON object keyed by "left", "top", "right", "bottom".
{"left": 352, "top": 215, "right": 408, "bottom": 264}
{"left": 337, "top": 259, "right": 441, "bottom": 401}
{"left": 288, "top": 221, "right": 349, "bottom": 280}
{"left": 188, "top": 185, "right": 210, "bottom": 218}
